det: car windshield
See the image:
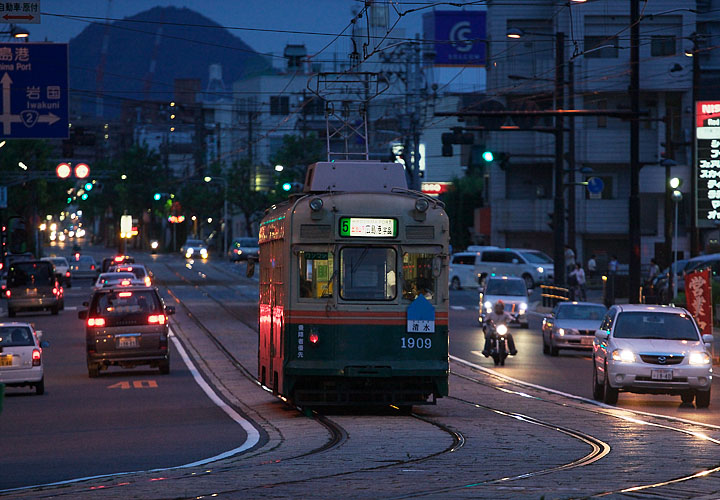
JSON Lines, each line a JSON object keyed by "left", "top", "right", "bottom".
{"left": 9, "top": 262, "right": 53, "bottom": 286}
{"left": 556, "top": 305, "right": 606, "bottom": 320}
{"left": 485, "top": 279, "right": 526, "bottom": 296}
{"left": 50, "top": 258, "right": 67, "bottom": 266}
{"left": 0, "top": 326, "right": 34, "bottom": 347}
{"left": 92, "top": 290, "right": 161, "bottom": 316}
{"left": 186, "top": 240, "right": 204, "bottom": 247}
{"left": 238, "top": 238, "right": 258, "bottom": 247}
{"left": 613, "top": 311, "right": 700, "bottom": 341}
{"left": 116, "top": 266, "right": 146, "bottom": 279}
{"left": 519, "top": 251, "right": 553, "bottom": 264}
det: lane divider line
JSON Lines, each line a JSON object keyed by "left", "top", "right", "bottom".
{"left": 0, "top": 327, "right": 261, "bottom": 494}
{"left": 450, "top": 354, "right": 720, "bottom": 431}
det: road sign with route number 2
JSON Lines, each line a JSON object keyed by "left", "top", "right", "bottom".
{"left": 0, "top": 43, "right": 68, "bottom": 139}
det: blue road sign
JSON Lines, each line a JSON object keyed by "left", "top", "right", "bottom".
{"left": 0, "top": 43, "right": 68, "bottom": 139}
{"left": 587, "top": 177, "right": 604, "bottom": 195}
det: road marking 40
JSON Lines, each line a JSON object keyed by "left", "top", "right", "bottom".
{"left": 107, "top": 380, "right": 158, "bottom": 390}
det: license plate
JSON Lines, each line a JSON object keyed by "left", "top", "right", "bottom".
{"left": 651, "top": 369, "right": 673, "bottom": 381}
{"left": 581, "top": 337, "right": 594, "bottom": 346}
{"left": 26, "top": 288, "right": 37, "bottom": 296}
{"left": 0, "top": 355, "right": 12, "bottom": 366}
{"left": 117, "top": 336, "right": 139, "bottom": 349}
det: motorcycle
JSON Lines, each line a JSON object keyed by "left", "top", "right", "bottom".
{"left": 484, "top": 320, "right": 509, "bottom": 366}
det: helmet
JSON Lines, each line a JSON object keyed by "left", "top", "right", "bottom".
{"left": 496, "top": 300, "right": 504, "bottom": 306}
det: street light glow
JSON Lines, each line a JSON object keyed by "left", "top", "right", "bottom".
{"left": 669, "top": 177, "right": 682, "bottom": 189}
{"left": 204, "top": 176, "right": 212, "bottom": 183}
{"left": 18, "top": 161, "right": 27, "bottom": 170}
{"left": 275, "top": 165, "right": 284, "bottom": 172}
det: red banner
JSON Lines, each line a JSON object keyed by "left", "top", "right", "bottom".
{"left": 685, "top": 267, "right": 713, "bottom": 335}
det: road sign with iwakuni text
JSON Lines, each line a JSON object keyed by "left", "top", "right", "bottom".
{"left": 0, "top": 43, "right": 68, "bottom": 139}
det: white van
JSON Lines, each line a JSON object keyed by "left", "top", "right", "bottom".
{"left": 448, "top": 247, "right": 553, "bottom": 290}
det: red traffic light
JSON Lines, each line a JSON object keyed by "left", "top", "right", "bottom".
{"left": 56, "top": 163, "right": 71, "bottom": 178}
{"left": 75, "top": 163, "right": 90, "bottom": 178}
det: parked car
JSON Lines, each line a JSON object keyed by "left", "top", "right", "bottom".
{"left": 79, "top": 285, "right": 175, "bottom": 377}
{"left": 180, "top": 239, "right": 208, "bottom": 260}
{"left": 229, "top": 237, "right": 259, "bottom": 262}
{"left": 5, "top": 260, "right": 62, "bottom": 317}
{"left": 70, "top": 254, "right": 99, "bottom": 280}
{"left": 41, "top": 256, "right": 72, "bottom": 288}
{"left": 479, "top": 276, "right": 529, "bottom": 328}
{"left": 592, "top": 304, "right": 713, "bottom": 407}
{"left": 449, "top": 247, "right": 550, "bottom": 290}
{"left": 542, "top": 302, "right": 607, "bottom": 356}
{"left": 0, "top": 322, "right": 49, "bottom": 394}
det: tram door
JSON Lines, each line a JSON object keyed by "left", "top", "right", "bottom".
{"left": 267, "top": 239, "right": 285, "bottom": 393}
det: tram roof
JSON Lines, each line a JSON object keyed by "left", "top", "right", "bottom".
{"left": 304, "top": 161, "right": 408, "bottom": 193}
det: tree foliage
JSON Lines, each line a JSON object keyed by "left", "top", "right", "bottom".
{"left": 440, "top": 174, "right": 484, "bottom": 251}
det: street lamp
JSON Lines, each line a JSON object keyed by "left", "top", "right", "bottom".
{"left": 670, "top": 177, "right": 683, "bottom": 301}
{"left": 507, "top": 28, "right": 567, "bottom": 284}
{"left": 1, "top": 24, "right": 29, "bottom": 40}
{"left": 204, "top": 176, "right": 229, "bottom": 256}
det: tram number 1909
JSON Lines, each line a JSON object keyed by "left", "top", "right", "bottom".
{"left": 401, "top": 337, "right": 432, "bottom": 349}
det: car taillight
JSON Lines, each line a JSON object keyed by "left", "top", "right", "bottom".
{"left": 4, "top": 289, "right": 10, "bottom": 298}
{"left": 32, "top": 348, "right": 41, "bottom": 366}
{"left": 148, "top": 314, "right": 166, "bottom": 325}
{"left": 90, "top": 265, "right": 95, "bottom": 270}
{"left": 65, "top": 271, "right": 71, "bottom": 277}
{"left": 144, "top": 277, "right": 152, "bottom": 286}
{"left": 88, "top": 317, "right": 106, "bottom": 327}
{"left": 52, "top": 287, "right": 58, "bottom": 295}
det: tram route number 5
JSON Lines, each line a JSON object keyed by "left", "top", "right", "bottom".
{"left": 401, "top": 337, "right": 432, "bottom": 349}
{"left": 107, "top": 380, "right": 159, "bottom": 390}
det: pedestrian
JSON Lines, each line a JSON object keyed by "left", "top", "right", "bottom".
{"left": 569, "top": 263, "right": 587, "bottom": 301}
{"left": 606, "top": 255, "right": 618, "bottom": 307}
{"left": 587, "top": 254, "right": 597, "bottom": 279}
{"left": 647, "top": 258, "right": 660, "bottom": 285}
{"left": 564, "top": 245, "right": 576, "bottom": 275}
{"left": 608, "top": 255, "right": 618, "bottom": 275}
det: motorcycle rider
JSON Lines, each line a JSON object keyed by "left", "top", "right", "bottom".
{"left": 482, "top": 300, "right": 518, "bottom": 357}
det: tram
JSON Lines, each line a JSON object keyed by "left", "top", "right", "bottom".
{"left": 257, "top": 161, "right": 449, "bottom": 408}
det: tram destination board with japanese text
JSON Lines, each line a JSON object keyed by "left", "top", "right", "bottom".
{"left": 0, "top": 43, "right": 68, "bottom": 139}
{"left": 697, "top": 101, "right": 720, "bottom": 224}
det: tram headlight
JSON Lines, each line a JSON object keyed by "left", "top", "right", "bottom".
{"left": 309, "top": 198, "right": 323, "bottom": 211}
{"left": 415, "top": 198, "right": 429, "bottom": 213}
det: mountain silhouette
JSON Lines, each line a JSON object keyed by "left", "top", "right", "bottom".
{"left": 69, "top": 6, "right": 271, "bottom": 118}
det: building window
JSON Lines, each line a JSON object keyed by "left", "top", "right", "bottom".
{"left": 651, "top": 35, "right": 676, "bottom": 56}
{"left": 584, "top": 36, "right": 619, "bottom": 58}
{"left": 270, "top": 96, "right": 289, "bottom": 115}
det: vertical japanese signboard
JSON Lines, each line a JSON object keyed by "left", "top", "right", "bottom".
{"left": 0, "top": 43, "right": 68, "bottom": 139}
{"left": 685, "top": 267, "right": 713, "bottom": 336}
{"left": 696, "top": 101, "right": 720, "bottom": 224}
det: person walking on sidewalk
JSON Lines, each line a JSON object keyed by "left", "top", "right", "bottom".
{"left": 587, "top": 254, "right": 597, "bottom": 280}
{"left": 564, "top": 245, "right": 576, "bottom": 276}
{"left": 647, "top": 258, "right": 660, "bottom": 284}
{"left": 569, "top": 263, "right": 587, "bottom": 301}
{"left": 606, "top": 255, "right": 618, "bottom": 306}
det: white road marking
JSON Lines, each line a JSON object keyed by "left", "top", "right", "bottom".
{"left": 63, "top": 306, "right": 77, "bottom": 311}
{"left": 450, "top": 306, "right": 466, "bottom": 311}
{"left": 0, "top": 326, "right": 261, "bottom": 494}
{"left": 450, "top": 354, "right": 720, "bottom": 430}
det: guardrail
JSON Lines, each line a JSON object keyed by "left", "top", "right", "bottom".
{"left": 541, "top": 285, "right": 569, "bottom": 307}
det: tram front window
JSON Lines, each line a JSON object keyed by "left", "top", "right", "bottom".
{"left": 340, "top": 247, "right": 397, "bottom": 300}
{"left": 402, "top": 252, "right": 436, "bottom": 301}
{"left": 298, "top": 251, "right": 334, "bottom": 298}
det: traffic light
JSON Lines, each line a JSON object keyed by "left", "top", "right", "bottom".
{"left": 282, "top": 182, "right": 292, "bottom": 192}
{"left": 482, "top": 150, "right": 494, "bottom": 162}
{"left": 441, "top": 133, "right": 454, "bottom": 157}
{"left": 84, "top": 182, "right": 93, "bottom": 191}
{"left": 81, "top": 193, "right": 88, "bottom": 200}
{"left": 154, "top": 193, "right": 162, "bottom": 201}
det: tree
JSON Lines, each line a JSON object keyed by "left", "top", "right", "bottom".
{"left": 440, "top": 174, "right": 484, "bottom": 251}
{"left": 268, "top": 133, "right": 325, "bottom": 201}
{"left": 227, "top": 158, "right": 269, "bottom": 237}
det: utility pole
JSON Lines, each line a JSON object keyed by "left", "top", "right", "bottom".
{"left": 567, "top": 60, "right": 576, "bottom": 255}
{"left": 629, "top": 0, "right": 641, "bottom": 303}
{"left": 690, "top": 33, "right": 700, "bottom": 256}
{"left": 553, "top": 32, "right": 566, "bottom": 286}
{"left": 247, "top": 109, "right": 254, "bottom": 163}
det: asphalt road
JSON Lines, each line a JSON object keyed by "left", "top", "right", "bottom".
{"left": 0, "top": 254, "right": 248, "bottom": 491}
{"left": 448, "top": 287, "right": 720, "bottom": 425}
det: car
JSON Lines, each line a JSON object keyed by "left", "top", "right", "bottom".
{"left": 112, "top": 264, "right": 152, "bottom": 287}
{"left": 592, "top": 304, "right": 714, "bottom": 407}
{"left": 180, "top": 239, "right": 208, "bottom": 260}
{"left": 228, "top": 237, "right": 259, "bottom": 262}
{"left": 102, "top": 255, "right": 135, "bottom": 273}
{"left": 78, "top": 285, "right": 175, "bottom": 377}
{"left": 42, "top": 256, "right": 72, "bottom": 288}
{"left": 5, "top": 260, "right": 62, "bottom": 317}
{"left": 479, "top": 276, "right": 529, "bottom": 328}
{"left": 449, "top": 247, "right": 551, "bottom": 290}
{"left": 0, "top": 322, "right": 49, "bottom": 395}
{"left": 93, "top": 272, "right": 142, "bottom": 290}
{"left": 542, "top": 301, "right": 607, "bottom": 356}
{"left": 69, "top": 254, "right": 99, "bottom": 280}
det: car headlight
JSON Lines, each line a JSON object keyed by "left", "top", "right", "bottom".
{"left": 536, "top": 266, "right": 544, "bottom": 274}
{"left": 484, "top": 301, "right": 492, "bottom": 312}
{"left": 612, "top": 349, "right": 636, "bottom": 363}
{"left": 187, "top": 248, "right": 194, "bottom": 255}
{"left": 200, "top": 248, "right": 208, "bottom": 257}
{"left": 689, "top": 351, "right": 711, "bottom": 365}
{"left": 519, "top": 302, "right": 528, "bottom": 311}
{"left": 557, "top": 328, "right": 565, "bottom": 336}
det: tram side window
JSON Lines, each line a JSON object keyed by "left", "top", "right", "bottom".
{"left": 402, "top": 252, "right": 436, "bottom": 301}
{"left": 340, "top": 247, "right": 396, "bottom": 301}
{"left": 298, "top": 251, "right": 334, "bottom": 298}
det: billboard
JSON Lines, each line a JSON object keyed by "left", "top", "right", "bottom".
{"left": 696, "top": 101, "right": 720, "bottom": 224}
{"left": 423, "top": 11, "right": 486, "bottom": 66}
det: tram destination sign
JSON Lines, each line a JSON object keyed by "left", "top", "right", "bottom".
{"left": 339, "top": 217, "right": 397, "bottom": 238}
{"left": 697, "top": 101, "right": 720, "bottom": 225}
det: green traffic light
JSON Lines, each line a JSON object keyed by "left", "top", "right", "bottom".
{"left": 482, "top": 151, "right": 494, "bottom": 162}
{"left": 81, "top": 193, "right": 88, "bottom": 200}
{"left": 154, "top": 193, "right": 161, "bottom": 201}
{"left": 84, "top": 182, "right": 93, "bottom": 191}
{"left": 282, "top": 182, "right": 292, "bottom": 191}
{"left": 66, "top": 197, "right": 72, "bottom": 204}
